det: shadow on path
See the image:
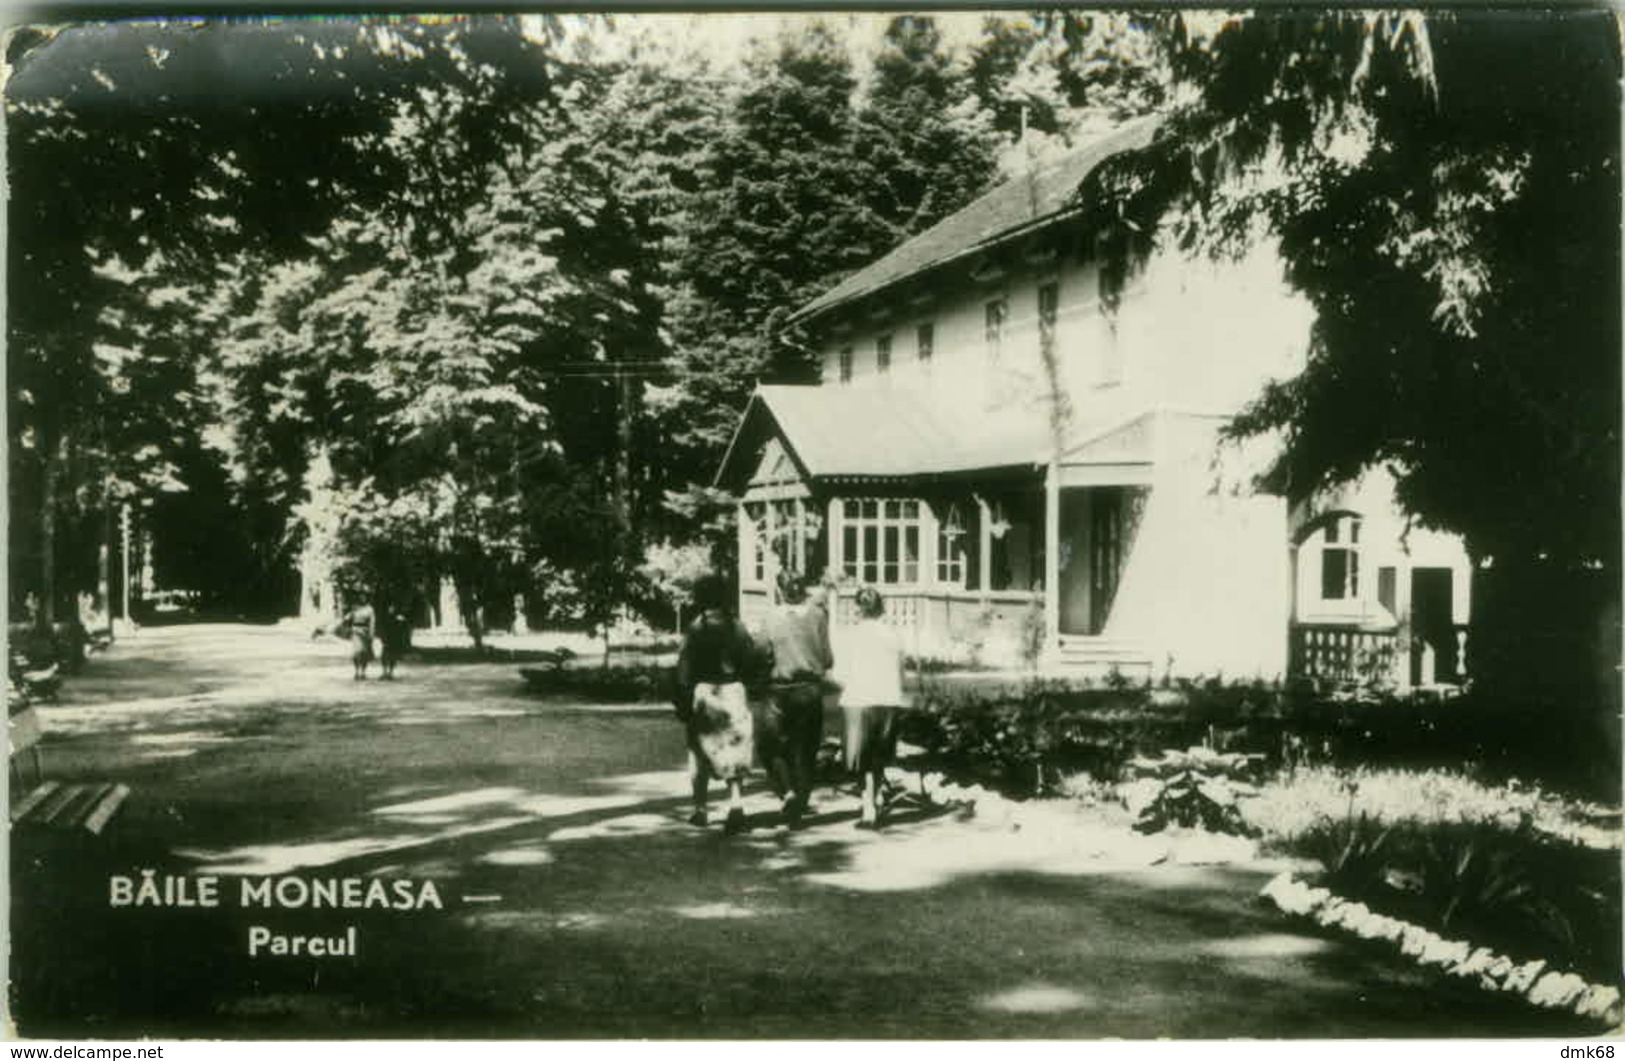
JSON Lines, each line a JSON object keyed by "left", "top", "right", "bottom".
{"left": 11, "top": 624, "right": 1597, "bottom": 1039}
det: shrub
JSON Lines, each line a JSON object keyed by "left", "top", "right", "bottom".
{"left": 1126, "top": 746, "right": 1262, "bottom": 836}
{"left": 901, "top": 678, "right": 1273, "bottom": 796}
{"left": 517, "top": 663, "right": 669, "bottom": 703}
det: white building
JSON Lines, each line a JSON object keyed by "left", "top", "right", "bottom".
{"left": 716, "top": 122, "right": 1472, "bottom": 686}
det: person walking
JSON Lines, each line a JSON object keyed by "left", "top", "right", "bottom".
{"left": 832, "top": 586, "right": 906, "bottom": 829}
{"left": 757, "top": 572, "right": 833, "bottom": 827}
{"left": 341, "top": 601, "right": 377, "bottom": 681}
{"left": 378, "top": 601, "right": 411, "bottom": 680}
{"left": 673, "top": 574, "right": 769, "bottom": 835}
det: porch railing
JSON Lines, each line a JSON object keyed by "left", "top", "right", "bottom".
{"left": 1290, "top": 623, "right": 1472, "bottom": 688}
{"left": 1290, "top": 624, "right": 1399, "bottom": 686}
{"left": 831, "top": 590, "right": 919, "bottom": 629}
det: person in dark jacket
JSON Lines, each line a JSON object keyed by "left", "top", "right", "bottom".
{"left": 378, "top": 602, "right": 411, "bottom": 680}
{"left": 757, "top": 571, "right": 833, "bottom": 826}
{"left": 673, "top": 574, "right": 770, "bottom": 834}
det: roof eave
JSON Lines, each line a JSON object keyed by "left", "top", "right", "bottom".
{"left": 788, "top": 205, "right": 1090, "bottom": 330}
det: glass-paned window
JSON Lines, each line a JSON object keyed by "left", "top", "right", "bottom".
{"left": 936, "top": 503, "right": 966, "bottom": 586}
{"left": 746, "top": 499, "right": 818, "bottom": 586}
{"left": 984, "top": 299, "right": 1007, "bottom": 359}
{"left": 1320, "top": 517, "right": 1361, "bottom": 600}
{"left": 839, "top": 346, "right": 853, "bottom": 383}
{"left": 840, "top": 498, "right": 922, "bottom": 586}
{"left": 916, "top": 322, "right": 934, "bottom": 364}
{"left": 876, "top": 334, "right": 892, "bottom": 375}
{"left": 744, "top": 502, "right": 767, "bottom": 584}
{"left": 1038, "top": 282, "right": 1059, "bottom": 339}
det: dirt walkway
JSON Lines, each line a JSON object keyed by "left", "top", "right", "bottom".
{"left": 9, "top": 625, "right": 1588, "bottom": 1038}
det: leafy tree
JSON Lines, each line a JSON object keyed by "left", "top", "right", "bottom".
{"left": 5, "top": 18, "right": 444, "bottom": 622}
{"left": 201, "top": 18, "right": 668, "bottom": 646}
{"left": 1078, "top": 11, "right": 1619, "bottom": 718}
{"left": 653, "top": 20, "right": 1005, "bottom": 553}
{"left": 967, "top": 11, "right": 1169, "bottom": 165}
{"left": 854, "top": 16, "right": 1000, "bottom": 239}
{"left": 639, "top": 539, "right": 713, "bottom": 632}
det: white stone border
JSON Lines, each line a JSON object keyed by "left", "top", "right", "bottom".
{"left": 1260, "top": 872, "right": 1622, "bottom": 1027}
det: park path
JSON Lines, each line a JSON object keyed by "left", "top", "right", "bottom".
{"left": 11, "top": 624, "right": 1584, "bottom": 1039}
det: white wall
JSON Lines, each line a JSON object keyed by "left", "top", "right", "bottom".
{"left": 1296, "top": 467, "right": 1474, "bottom": 628}
{"left": 817, "top": 239, "right": 1315, "bottom": 433}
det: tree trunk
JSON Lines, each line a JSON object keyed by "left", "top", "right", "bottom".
{"left": 37, "top": 429, "right": 66, "bottom": 630}
{"left": 454, "top": 573, "right": 484, "bottom": 653}
{"left": 97, "top": 498, "right": 113, "bottom": 641}
{"left": 615, "top": 369, "right": 634, "bottom": 530}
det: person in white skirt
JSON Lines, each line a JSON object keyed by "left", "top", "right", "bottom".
{"left": 833, "top": 585, "right": 905, "bottom": 829}
{"left": 673, "top": 574, "right": 769, "bottom": 835}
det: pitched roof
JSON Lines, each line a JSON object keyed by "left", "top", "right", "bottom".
{"left": 790, "top": 118, "right": 1160, "bottom": 325}
{"left": 714, "top": 385, "right": 1051, "bottom": 487}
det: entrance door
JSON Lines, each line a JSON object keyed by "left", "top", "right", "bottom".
{"left": 1089, "top": 488, "right": 1124, "bottom": 635}
{"left": 1410, "top": 568, "right": 1458, "bottom": 684}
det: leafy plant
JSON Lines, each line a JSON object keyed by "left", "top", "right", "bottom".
{"left": 1308, "top": 811, "right": 1394, "bottom": 894}
{"left": 1421, "top": 821, "right": 1580, "bottom": 969}
{"left": 1128, "top": 746, "right": 1262, "bottom": 836}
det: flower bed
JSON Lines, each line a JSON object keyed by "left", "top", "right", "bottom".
{"left": 1244, "top": 765, "right": 1620, "bottom": 993}
{"left": 1261, "top": 872, "right": 1621, "bottom": 1028}
{"left": 1247, "top": 765, "right": 1620, "bottom": 851}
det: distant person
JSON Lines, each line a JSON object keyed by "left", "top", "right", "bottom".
{"left": 378, "top": 603, "right": 411, "bottom": 680}
{"left": 757, "top": 571, "right": 833, "bottom": 827}
{"left": 833, "top": 586, "right": 905, "bottom": 830}
{"left": 673, "top": 574, "right": 769, "bottom": 835}
{"left": 340, "top": 602, "right": 377, "bottom": 681}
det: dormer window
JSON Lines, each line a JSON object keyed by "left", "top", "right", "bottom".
{"left": 838, "top": 345, "right": 853, "bottom": 384}
{"left": 876, "top": 334, "right": 892, "bottom": 375}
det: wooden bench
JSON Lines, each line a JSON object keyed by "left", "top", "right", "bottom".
{"left": 9, "top": 705, "right": 128, "bottom": 836}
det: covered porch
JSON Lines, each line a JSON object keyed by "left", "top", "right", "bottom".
{"left": 717, "top": 388, "right": 1294, "bottom": 680}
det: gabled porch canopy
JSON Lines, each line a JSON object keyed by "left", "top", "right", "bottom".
{"left": 714, "top": 385, "right": 1049, "bottom": 491}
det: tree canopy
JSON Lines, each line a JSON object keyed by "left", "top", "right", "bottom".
{"left": 1080, "top": 10, "right": 1620, "bottom": 574}
{"left": 8, "top": 12, "right": 1617, "bottom": 676}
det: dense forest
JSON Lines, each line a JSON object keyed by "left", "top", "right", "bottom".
{"left": 7, "top": 12, "right": 1618, "bottom": 679}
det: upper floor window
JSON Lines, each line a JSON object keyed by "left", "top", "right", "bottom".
{"left": 876, "top": 334, "right": 892, "bottom": 375}
{"left": 1037, "top": 282, "right": 1059, "bottom": 341}
{"left": 916, "top": 322, "right": 934, "bottom": 364}
{"left": 984, "top": 299, "right": 1007, "bottom": 359}
{"left": 838, "top": 345, "right": 853, "bottom": 384}
{"left": 1320, "top": 516, "right": 1361, "bottom": 601}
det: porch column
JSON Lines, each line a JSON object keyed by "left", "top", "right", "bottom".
{"left": 826, "top": 496, "right": 843, "bottom": 579}
{"left": 826, "top": 496, "right": 844, "bottom": 625}
{"left": 793, "top": 497, "right": 806, "bottom": 575}
{"left": 736, "top": 500, "right": 751, "bottom": 614}
{"left": 1286, "top": 542, "right": 1299, "bottom": 676}
{"left": 1044, "top": 461, "right": 1061, "bottom": 663}
{"left": 976, "top": 495, "right": 992, "bottom": 596}
{"left": 765, "top": 501, "right": 780, "bottom": 601}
